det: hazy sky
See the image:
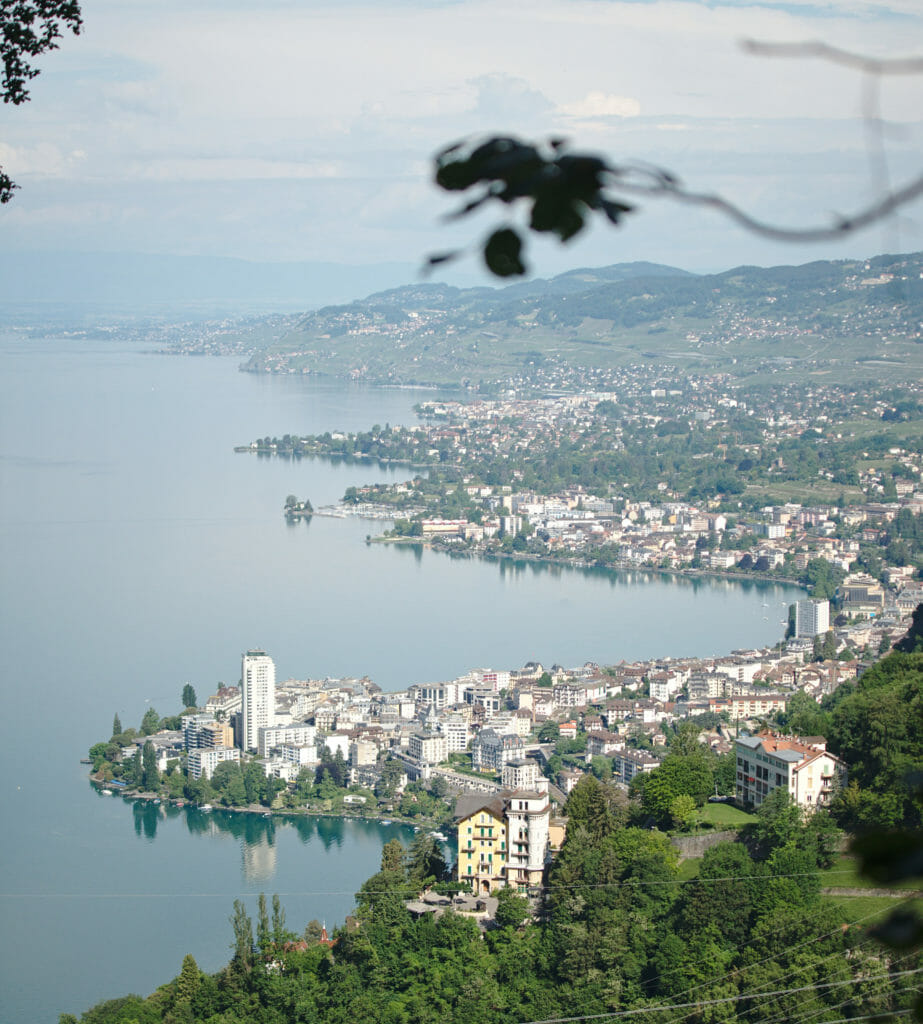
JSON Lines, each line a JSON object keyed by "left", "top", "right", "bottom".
{"left": 1, "top": 0, "right": 922, "bottom": 279}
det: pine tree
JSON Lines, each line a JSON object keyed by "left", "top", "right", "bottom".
{"left": 112, "top": 713, "right": 122, "bottom": 738}
{"left": 174, "top": 953, "right": 200, "bottom": 1005}
{"left": 230, "top": 899, "right": 253, "bottom": 970}
{"left": 256, "top": 893, "right": 271, "bottom": 953}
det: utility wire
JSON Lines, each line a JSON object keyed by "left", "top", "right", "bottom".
{"left": 516, "top": 968, "right": 923, "bottom": 1024}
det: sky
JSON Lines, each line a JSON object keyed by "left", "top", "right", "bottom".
{"left": 1, "top": 0, "right": 922, "bottom": 284}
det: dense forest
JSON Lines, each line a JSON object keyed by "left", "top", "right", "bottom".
{"left": 65, "top": 646, "right": 922, "bottom": 1024}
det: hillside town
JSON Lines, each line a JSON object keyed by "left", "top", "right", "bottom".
{"left": 100, "top": 574, "right": 916, "bottom": 895}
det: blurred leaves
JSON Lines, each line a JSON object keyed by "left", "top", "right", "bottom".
{"left": 428, "top": 135, "right": 633, "bottom": 277}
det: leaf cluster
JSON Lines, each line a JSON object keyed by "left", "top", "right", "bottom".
{"left": 430, "top": 136, "right": 632, "bottom": 277}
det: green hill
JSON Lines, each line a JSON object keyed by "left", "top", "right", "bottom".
{"left": 237, "top": 252, "right": 923, "bottom": 388}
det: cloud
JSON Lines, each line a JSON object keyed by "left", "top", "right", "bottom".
{"left": 2, "top": 0, "right": 922, "bottom": 269}
{"left": 0, "top": 142, "right": 87, "bottom": 178}
{"left": 471, "top": 73, "right": 555, "bottom": 123}
{"left": 559, "top": 91, "right": 642, "bottom": 119}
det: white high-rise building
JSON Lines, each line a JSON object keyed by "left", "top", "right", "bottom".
{"left": 241, "top": 649, "right": 275, "bottom": 752}
{"left": 795, "top": 599, "right": 830, "bottom": 638}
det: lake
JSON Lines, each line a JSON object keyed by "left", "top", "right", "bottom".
{"left": 0, "top": 335, "right": 800, "bottom": 1021}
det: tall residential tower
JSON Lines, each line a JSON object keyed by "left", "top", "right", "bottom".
{"left": 241, "top": 649, "right": 275, "bottom": 752}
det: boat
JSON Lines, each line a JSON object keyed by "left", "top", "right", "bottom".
{"left": 380, "top": 819, "right": 392, "bottom": 826}
{"left": 101, "top": 789, "right": 113, "bottom": 796}
{"left": 429, "top": 831, "right": 447, "bottom": 842}
{"left": 200, "top": 803, "right": 213, "bottom": 811}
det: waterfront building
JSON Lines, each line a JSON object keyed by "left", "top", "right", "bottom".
{"left": 187, "top": 745, "right": 240, "bottom": 780}
{"left": 241, "top": 649, "right": 276, "bottom": 753}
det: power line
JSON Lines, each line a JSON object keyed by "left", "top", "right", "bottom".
{"left": 516, "top": 968, "right": 923, "bottom": 1024}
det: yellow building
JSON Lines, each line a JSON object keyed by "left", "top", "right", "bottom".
{"left": 457, "top": 799, "right": 508, "bottom": 894}
{"left": 455, "top": 790, "right": 550, "bottom": 895}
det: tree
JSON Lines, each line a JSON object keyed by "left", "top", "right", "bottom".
{"left": 641, "top": 751, "right": 714, "bottom": 826}
{"left": 111, "top": 713, "right": 122, "bottom": 738}
{"left": 270, "top": 892, "right": 288, "bottom": 946}
{"left": 669, "top": 793, "right": 697, "bottom": 831}
{"left": 1, "top": 0, "right": 83, "bottom": 203}
{"left": 256, "top": 892, "right": 271, "bottom": 953}
{"left": 174, "top": 953, "right": 200, "bottom": 1009}
{"left": 406, "top": 832, "right": 448, "bottom": 887}
{"left": 494, "top": 886, "right": 531, "bottom": 929}
{"left": 375, "top": 757, "right": 404, "bottom": 799}
{"left": 564, "top": 774, "right": 622, "bottom": 839}
{"left": 380, "top": 838, "right": 405, "bottom": 874}
{"left": 140, "top": 706, "right": 160, "bottom": 736}
{"left": 230, "top": 898, "right": 253, "bottom": 971}
{"left": 181, "top": 683, "right": 197, "bottom": 709}
{"left": 141, "top": 740, "right": 158, "bottom": 792}
{"left": 750, "top": 788, "right": 804, "bottom": 855}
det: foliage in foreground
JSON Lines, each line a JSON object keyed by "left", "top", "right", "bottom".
{"left": 65, "top": 796, "right": 920, "bottom": 1023}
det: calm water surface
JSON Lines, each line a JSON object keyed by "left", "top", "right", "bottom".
{"left": 0, "top": 335, "right": 800, "bottom": 1021}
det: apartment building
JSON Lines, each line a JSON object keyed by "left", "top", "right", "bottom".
{"left": 735, "top": 732, "right": 847, "bottom": 809}
{"left": 456, "top": 788, "right": 550, "bottom": 894}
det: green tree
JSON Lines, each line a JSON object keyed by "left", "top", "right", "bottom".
{"left": 256, "top": 892, "right": 271, "bottom": 953}
{"left": 181, "top": 683, "right": 197, "bottom": 709}
{"left": 669, "top": 793, "right": 697, "bottom": 830}
{"left": 141, "top": 740, "right": 159, "bottom": 792}
{"left": 230, "top": 898, "right": 253, "bottom": 971}
{"left": 713, "top": 751, "right": 737, "bottom": 796}
{"left": 111, "top": 713, "right": 122, "bottom": 738}
{"left": 381, "top": 838, "right": 406, "bottom": 873}
{"left": 827, "top": 649, "right": 923, "bottom": 831}
{"left": 822, "top": 630, "right": 838, "bottom": 661}
{"left": 406, "top": 833, "right": 448, "bottom": 887}
{"left": 750, "top": 788, "right": 804, "bottom": 855}
{"left": 494, "top": 886, "right": 531, "bottom": 928}
{"left": 375, "top": 757, "right": 404, "bottom": 799}
{"left": 174, "top": 953, "right": 200, "bottom": 1009}
{"left": 641, "top": 752, "right": 714, "bottom": 826}
{"left": 271, "top": 894, "right": 288, "bottom": 947}
{"left": 140, "top": 706, "right": 160, "bottom": 736}
{"left": 564, "top": 774, "right": 625, "bottom": 838}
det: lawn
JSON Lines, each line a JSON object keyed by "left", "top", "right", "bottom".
{"left": 694, "top": 802, "right": 757, "bottom": 828}
{"left": 819, "top": 854, "right": 923, "bottom": 891}
{"left": 676, "top": 858, "right": 701, "bottom": 881}
{"left": 824, "top": 895, "right": 908, "bottom": 923}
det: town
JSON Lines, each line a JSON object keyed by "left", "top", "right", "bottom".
{"left": 90, "top": 569, "right": 917, "bottom": 900}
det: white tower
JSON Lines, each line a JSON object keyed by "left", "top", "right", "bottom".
{"left": 241, "top": 649, "right": 275, "bottom": 752}
{"left": 795, "top": 599, "right": 830, "bottom": 638}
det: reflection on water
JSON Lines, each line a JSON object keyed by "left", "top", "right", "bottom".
{"left": 132, "top": 800, "right": 160, "bottom": 841}
{"left": 243, "top": 838, "right": 277, "bottom": 883}
{"left": 120, "top": 797, "right": 412, "bottom": 887}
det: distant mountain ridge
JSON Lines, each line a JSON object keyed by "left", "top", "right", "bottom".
{"left": 240, "top": 251, "right": 922, "bottom": 388}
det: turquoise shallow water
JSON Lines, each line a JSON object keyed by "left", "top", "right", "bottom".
{"left": 0, "top": 336, "right": 800, "bottom": 1021}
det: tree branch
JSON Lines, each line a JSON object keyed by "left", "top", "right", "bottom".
{"left": 741, "top": 39, "right": 923, "bottom": 76}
